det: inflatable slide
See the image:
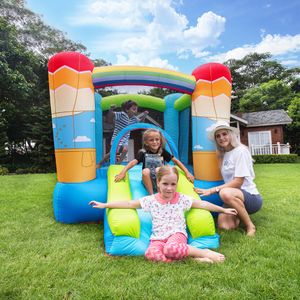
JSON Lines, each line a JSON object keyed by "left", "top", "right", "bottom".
{"left": 104, "top": 165, "right": 219, "bottom": 255}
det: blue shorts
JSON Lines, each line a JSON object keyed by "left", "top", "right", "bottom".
{"left": 241, "top": 190, "right": 263, "bottom": 214}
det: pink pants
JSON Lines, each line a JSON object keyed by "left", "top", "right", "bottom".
{"left": 145, "top": 233, "right": 189, "bottom": 263}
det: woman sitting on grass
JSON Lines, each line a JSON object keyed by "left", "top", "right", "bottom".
{"left": 195, "top": 121, "right": 263, "bottom": 236}
{"left": 90, "top": 165, "right": 237, "bottom": 263}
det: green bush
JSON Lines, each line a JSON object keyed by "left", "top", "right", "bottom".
{"left": 253, "top": 154, "right": 298, "bottom": 163}
{"left": 15, "top": 166, "right": 54, "bottom": 174}
{"left": 15, "top": 168, "right": 28, "bottom": 174}
{"left": 0, "top": 166, "right": 9, "bottom": 175}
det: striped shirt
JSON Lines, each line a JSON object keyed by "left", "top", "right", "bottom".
{"left": 111, "top": 112, "right": 139, "bottom": 146}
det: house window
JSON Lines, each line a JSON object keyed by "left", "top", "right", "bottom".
{"left": 248, "top": 131, "right": 272, "bottom": 155}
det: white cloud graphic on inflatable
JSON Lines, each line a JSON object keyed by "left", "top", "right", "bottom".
{"left": 193, "top": 144, "right": 203, "bottom": 150}
{"left": 73, "top": 136, "right": 91, "bottom": 142}
{"left": 52, "top": 123, "right": 56, "bottom": 128}
{"left": 90, "top": 118, "right": 95, "bottom": 123}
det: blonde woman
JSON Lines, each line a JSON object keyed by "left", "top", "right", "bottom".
{"left": 194, "top": 121, "right": 263, "bottom": 236}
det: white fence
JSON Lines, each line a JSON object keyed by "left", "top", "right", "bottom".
{"left": 250, "top": 142, "right": 291, "bottom": 155}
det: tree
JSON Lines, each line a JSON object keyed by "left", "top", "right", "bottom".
{"left": 224, "top": 53, "right": 298, "bottom": 112}
{"left": 286, "top": 96, "right": 300, "bottom": 154}
{"left": 93, "top": 58, "right": 111, "bottom": 67}
{"left": 27, "top": 104, "right": 55, "bottom": 170}
{"left": 0, "top": 0, "right": 87, "bottom": 58}
{"left": 239, "top": 80, "right": 294, "bottom": 112}
{"left": 0, "top": 109, "right": 8, "bottom": 161}
{"left": 0, "top": 17, "right": 41, "bottom": 163}
{"left": 140, "top": 87, "right": 175, "bottom": 98}
{"left": 0, "top": 1, "right": 95, "bottom": 171}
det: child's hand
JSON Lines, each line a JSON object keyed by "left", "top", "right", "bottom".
{"left": 115, "top": 172, "right": 125, "bottom": 182}
{"left": 186, "top": 172, "right": 195, "bottom": 183}
{"left": 89, "top": 201, "right": 106, "bottom": 209}
{"left": 223, "top": 208, "right": 237, "bottom": 215}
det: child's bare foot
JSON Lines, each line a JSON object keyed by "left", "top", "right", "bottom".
{"left": 201, "top": 249, "right": 225, "bottom": 263}
{"left": 193, "top": 257, "right": 213, "bottom": 263}
{"left": 246, "top": 225, "right": 256, "bottom": 237}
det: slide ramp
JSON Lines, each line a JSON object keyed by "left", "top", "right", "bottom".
{"left": 104, "top": 165, "right": 219, "bottom": 255}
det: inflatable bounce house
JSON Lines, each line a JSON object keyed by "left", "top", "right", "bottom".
{"left": 48, "top": 52, "right": 232, "bottom": 255}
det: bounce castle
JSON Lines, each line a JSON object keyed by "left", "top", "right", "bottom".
{"left": 48, "top": 52, "right": 232, "bottom": 255}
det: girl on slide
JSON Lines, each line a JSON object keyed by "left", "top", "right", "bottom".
{"left": 115, "top": 128, "right": 194, "bottom": 194}
{"left": 90, "top": 166, "right": 237, "bottom": 263}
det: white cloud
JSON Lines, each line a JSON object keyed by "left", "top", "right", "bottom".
{"left": 52, "top": 123, "right": 56, "bottom": 128}
{"left": 71, "top": 0, "right": 149, "bottom": 29}
{"left": 90, "top": 118, "right": 95, "bottom": 123}
{"left": 206, "top": 34, "right": 300, "bottom": 64}
{"left": 116, "top": 53, "right": 178, "bottom": 70}
{"left": 73, "top": 136, "right": 91, "bottom": 142}
{"left": 193, "top": 144, "right": 203, "bottom": 150}
{"left": 70, "top": 1, "right": 226, "bottom": 69}
{"left": 183, "top": 12, "right": 225, "bottom": 44}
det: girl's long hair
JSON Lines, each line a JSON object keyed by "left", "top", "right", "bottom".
{"left": 142, "top": 129, "right": 166, "bottom": 154}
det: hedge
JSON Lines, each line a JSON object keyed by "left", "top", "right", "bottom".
{"left": 253, "top": 154, "right": 298, "bottom": 164}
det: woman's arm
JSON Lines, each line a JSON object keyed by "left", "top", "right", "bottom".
{"left": 194, "top": 177, "right": 244, "bottom": 196}
{"left": 192, "top": 200, "right": 237, "bottom": 215}
{"left": 171, "top": 157, "right": 195, "bottom": 183}
{"left": 114, "top": 159, "right": 138, "bottom": 182}
{"left": 89, "top": 199, "right": 141, "bottom": 209}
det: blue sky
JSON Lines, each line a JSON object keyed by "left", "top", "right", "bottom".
{"left": 26, "top": 0, "right": 300, "bottom": 75}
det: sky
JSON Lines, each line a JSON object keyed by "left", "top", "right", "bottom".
{"left": 26, "top": 0, "right": 300, "bottom": 75}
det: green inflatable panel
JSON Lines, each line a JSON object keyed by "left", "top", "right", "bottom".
{"left": 107, "top": 165, "right": 140, "bottom": 238}
{"left": 176, "top": 168, "right": 216, "bottom": 239}
{"left": 101, "top": 94, "right": 166, "bottom": 112}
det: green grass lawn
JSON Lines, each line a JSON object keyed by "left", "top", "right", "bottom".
{"left": 1, "top": 164, "right": 300, "bottom": 300}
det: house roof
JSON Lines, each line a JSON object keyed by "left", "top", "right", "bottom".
{"left": 240, "top": 109, "right": 292, "bottom": 127}
{"left": 230, "top": 113, "right": 248, "bottom": 125}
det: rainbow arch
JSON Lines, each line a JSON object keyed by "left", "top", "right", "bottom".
{"left": 92, "top": 65, "right": 196, "bottom": 94}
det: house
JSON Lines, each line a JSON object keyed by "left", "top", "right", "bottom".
{"left": 230, "top": 109, "right": 292, "bottom": 155}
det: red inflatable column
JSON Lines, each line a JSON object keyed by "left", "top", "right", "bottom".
{"left": 48, "top": 52, "right": 95, "bottom": 182}
{"left": 191, "top": 63, "right": 232, "bottom": 181}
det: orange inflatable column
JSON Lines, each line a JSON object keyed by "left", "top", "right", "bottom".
{"left": 48, "top": 52, "right": 95, "bottom": 183}
{"left": 191, "top": 63, "right": 232, "bottom": 181}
